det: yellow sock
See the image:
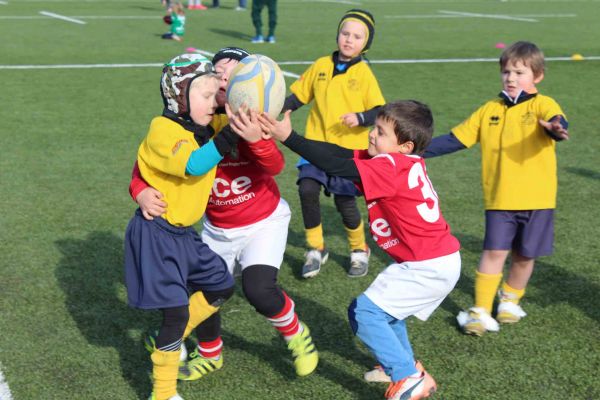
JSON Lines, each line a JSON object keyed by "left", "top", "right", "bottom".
{"left": 183, "top": 291, "right": 219, "bottom": 338}
{"left": 500, "top": 282, "right": 525, "bottom": 304}
{"left": 151, "top": 348, "right": 181, "bottom": 400}
{"left": 305, "top": 224, "right": 324, "bottom": 250}
{"left": 474, "top": 271, "right": 503, "bottom": 314}
{"left": 345, "top": 221, "right": 366, "bottom": 252}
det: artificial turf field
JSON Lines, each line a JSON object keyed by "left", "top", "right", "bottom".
{"left": 1, "top": 0, "right": 599, "bottom": 398}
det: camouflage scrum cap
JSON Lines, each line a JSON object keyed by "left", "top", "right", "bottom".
{"left": 160, "top": 53, "right": 216, "bottom": 117}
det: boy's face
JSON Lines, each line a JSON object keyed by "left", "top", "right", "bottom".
{"left": 368, "top": 118, "right": 407, "bottom": 157}
{"left": 189, "top": 76, "right": 219, "bottom": 126}
{"left": 337, "top": 20, "right": 367, "bottom": 60}
{"left": 215, "top": 58, "right": 240, "bottom": 107}
{"left": 501, "top": 60, "right": 543, "bottom": 98}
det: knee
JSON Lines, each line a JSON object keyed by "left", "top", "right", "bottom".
{"left": 298, "top": 179, "right": 321, "bottom": 201}
{"left": 242, "top": 265, "right": 283, "bottom": 316}
{"left": 203, "top": 286, "right": 235, "bottom": 308}
{"left": 163, "top": 306, "right": 190, "bottom": 328}
{"left": 160, "top": 306, "right": 190, "bottom": 343}
{"left": 334, "top": 196, "right": 361, "bottom": 228}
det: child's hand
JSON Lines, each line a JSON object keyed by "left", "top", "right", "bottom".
{"left": 539, "top": 117, "right": 569, "bottom": 141}
{"left": 257, "top": 110, "right": 293, "bottom": 141}
{"left": 225, "top": 103, "right": 263, "bottom": 143}
{"left": 136, "top": 187, "right": 167, "bottom": 220}
{"left": 340, "top": 113, "right": 359, "bottom": 128}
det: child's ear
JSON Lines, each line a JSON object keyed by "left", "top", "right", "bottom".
{"left": 534, "top": 71, "right": 545, "bottom": 84}
{"left": 399, "top": 141, "right": 414, "bottom": 154}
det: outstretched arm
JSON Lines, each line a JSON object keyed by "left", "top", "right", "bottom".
{"left": 243, "top": 139, "right": 285, "bottom": 176}
{"left": 258, "top": 112, "right": 360, "bottom": 181}
{"left": 281, "top": 93, "right": 305, "bottom": 113}
{"left": 422, "top": 132, "right": 467, "bottom": 158}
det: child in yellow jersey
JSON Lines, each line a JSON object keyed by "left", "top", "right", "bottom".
{"left": 282, "top": 9, "right": 385, "bottom": 279}
{"left": 124, "top": 53, "right": 239, "bottom": 400}
{"left": 424, "top": 41, "right": 569, "bottom": 336}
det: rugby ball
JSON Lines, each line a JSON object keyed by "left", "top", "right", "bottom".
{"left": 226, "top": 54, "right": 286, "bottom": 118}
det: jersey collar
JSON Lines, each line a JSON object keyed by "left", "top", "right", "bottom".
{"left": 499, "top": 90, "right": 538, "bottom": 107}
{"left": 331, "top": 51, "right": 363, "bottom": 76}
{"left": 162, "top": 109, "right": 215, "bottom": 145}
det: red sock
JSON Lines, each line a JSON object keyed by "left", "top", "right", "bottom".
{"left": 267, "top": 292, "right": 303, "bottom": 341}
{"left": 197, "top": 337, "right": 222, "bottom": 359}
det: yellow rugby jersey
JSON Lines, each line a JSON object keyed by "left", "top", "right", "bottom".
{"left": 137, "top": 116, "right": 217, "bottom": 226}
{"left": 452, "top": 94, "right": 566, "bottom": 210}
{"left": 290, "top": 55, "right": 385, "bottom": 150}
{"left": 211, "top": 112, "right": 228, "bottom": 133}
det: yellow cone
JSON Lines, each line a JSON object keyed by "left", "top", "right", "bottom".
{"left": 571, "top": 53, "right": 584, "bottom": 61}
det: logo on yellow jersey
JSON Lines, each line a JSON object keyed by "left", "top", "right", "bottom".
{"left": 172, "top": 139, "right": 189, "bottom": 155}
{"left": 348, "top": 79, "right": 360, "bottom": 91}
{"left": 521, "top": 112, "right": 537, "bottom": 125}
{"left": 489, "top": 116, "right": 500, "bottom": 126}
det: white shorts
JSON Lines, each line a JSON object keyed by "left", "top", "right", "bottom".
{"left": 201, "top": 199, "right": 291, "bottom": 275}
{"left": 364, "top": 251, "right": 461, "bottom": 321}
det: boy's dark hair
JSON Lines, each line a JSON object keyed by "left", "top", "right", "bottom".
{"left": 499, "top": 41, "right": 545, "bottom": 77}
{"left": 377, "top": 100, "right": 434, "bottom": 155}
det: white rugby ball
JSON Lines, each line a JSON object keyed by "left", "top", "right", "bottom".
{"left": 226, "top": 54, "right": 286, "bottom": 118}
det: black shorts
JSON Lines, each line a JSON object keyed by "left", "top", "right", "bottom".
{"left": 124, "top": 209, "right": 234, "bottom": 310}
{"left": 483, "top": 209, "right": 554, "bottom": 258}
{"left": 297, "top": 163, "right": 361, "bottom": 197}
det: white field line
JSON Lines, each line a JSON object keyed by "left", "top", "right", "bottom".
{"left": 1, "top": 56, "right": 599, "bottom": 71}
{"left": 438, "top": 10, "right": 539, "bottom": 22}
{"left": 39, "top": 11, "right": 86, "bottom": 24}
{"left": 0, "top": 364, "right": 14, "bottom": 400}
{"left": 189, "top": 47, "right": 302, "bottom": 79}
{"left": 0, "top": 63, "right": 163, "bottom": 69}
{"left": 300, "top": 0, "right": 361, "bottom": 4}
{"left": 0, "top": 1, "right": 8, "bottom": 5}
{"left": 0, "top": 15, "right": 158, "bottom": 19}
{"left": 385, "top": 13, "right": 576, "bottom": 19}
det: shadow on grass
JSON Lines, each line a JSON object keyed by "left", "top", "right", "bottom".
{"left": 53, "top": 231, "right": 381, "bottom": 398}
{"left": 55, "top": 231, "right": 154, "bottom": 400}
{"left": 285, "top": 200, "right": 374, "bottom": 278}
{"left": 447, "top": 231, "right": 600, "bottom": 324}
{"left": 220, "top": 288, "right": 383, "bottom": 399}
{"left": 208, "top": 28, "right": 252, "bottom": 41}
{"left": 565, "top": 167, "right": 600, "bottom": 180}
{"left": 291, "top": 290, "right": 386, "bottom": 399}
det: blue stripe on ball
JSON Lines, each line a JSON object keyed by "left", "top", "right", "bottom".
{"left": 226, "top": 61, "right": 263, "bottom": 99}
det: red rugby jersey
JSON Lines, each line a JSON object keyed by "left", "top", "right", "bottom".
{"left": 130, "top": 138, "right": 284, "bottom": 229}
{"left": 354, "top": 150, "right": 460, "bottom": 263}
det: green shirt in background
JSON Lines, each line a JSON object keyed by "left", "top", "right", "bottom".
{"left": 171, "top": 13, "right": 185, "bottom": 36}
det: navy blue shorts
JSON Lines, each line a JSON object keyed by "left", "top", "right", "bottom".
{"left": 483, "top": 209, "right": 554, "bottom": 258}
{"left": 124, "top": 209, "right": 234, "bottom": 310}
{"left": 297, "top": 163, "right": 361, "bottom": 197}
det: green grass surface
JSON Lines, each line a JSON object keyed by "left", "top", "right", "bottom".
{"left": 1, "top": 0, "right": 599, "bottom": 399}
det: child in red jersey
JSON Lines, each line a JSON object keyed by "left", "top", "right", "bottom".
{"left": 259, "top": 100, "right": 460, "bottom": 400}
{"left": 130, "top": 48, "right": 319, "bottom": 380}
